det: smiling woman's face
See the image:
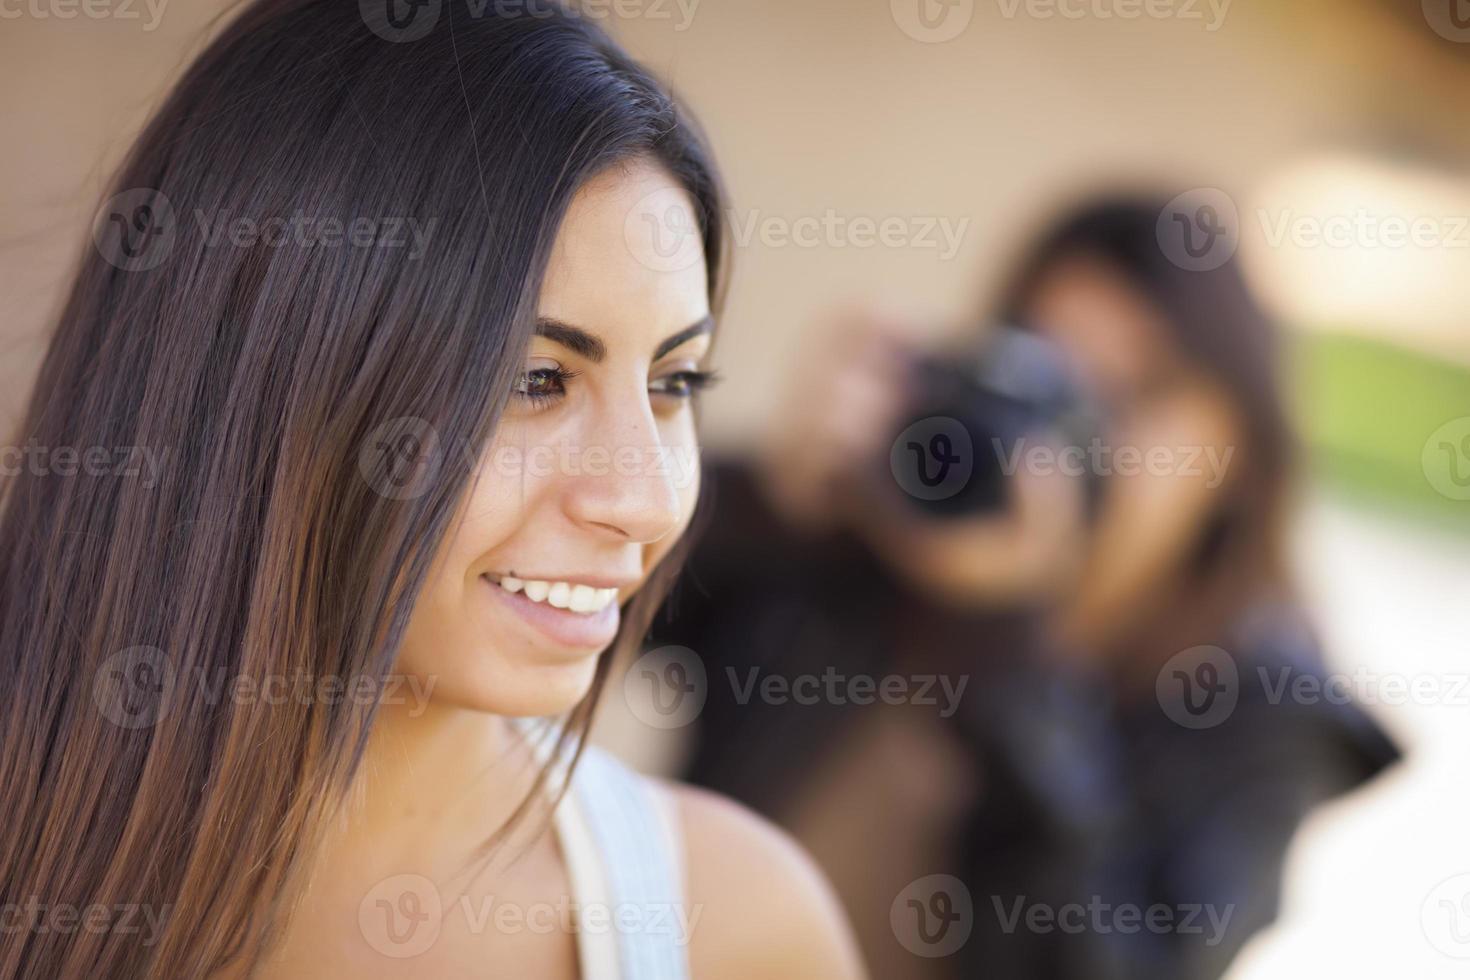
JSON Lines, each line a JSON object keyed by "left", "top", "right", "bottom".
{"left": 397, "top": 158, "right": 714, "bottom": 717}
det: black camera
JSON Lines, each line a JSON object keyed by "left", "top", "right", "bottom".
{"left": 885, "top": 324, "right": 1103, "bottom": 518}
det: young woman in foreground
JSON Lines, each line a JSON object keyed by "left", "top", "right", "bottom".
{"left": 0, "top": 2, "right": 864, "bottom": 977}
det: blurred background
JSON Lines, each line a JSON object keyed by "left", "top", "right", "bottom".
{"left": 3, "top": 1, "right": 1468, "bottom": 976}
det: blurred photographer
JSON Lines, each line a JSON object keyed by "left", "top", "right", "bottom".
{"left": 651, "top": 197, "right": 1399, "bottom": 979}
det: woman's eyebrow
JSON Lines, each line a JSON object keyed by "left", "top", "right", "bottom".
{"left": 534, "top": 315, "right": 714, "bottom": 363}
{"left": 655, "top": 316, "right": 714, "bottom": 359}
{"left": 535, "top": 318, "right": 606, "bottom": 362}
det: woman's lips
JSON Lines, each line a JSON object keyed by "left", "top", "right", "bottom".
{"left": 482, "top": 575, "right": 621, "bottom": 651}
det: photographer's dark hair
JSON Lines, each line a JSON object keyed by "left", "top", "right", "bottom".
{"left": 996, "top": 196, "right": 1294, "bottom": 658}
{"left": 0, "top": 1, "right": 725, "bottom": 976}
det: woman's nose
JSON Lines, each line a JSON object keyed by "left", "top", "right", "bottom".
{"left": 561, "top": 403, "right": 687, "bottom": 544}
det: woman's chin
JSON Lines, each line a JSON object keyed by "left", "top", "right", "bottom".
{"left": 395, "top": 619, "right": 613, "bottom": 719}
{"left": 443, "top": 655, "right": 603, "bottom": 719}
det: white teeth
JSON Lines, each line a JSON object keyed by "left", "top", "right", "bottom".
{"left": 493, "top": 576, "right": 619, "bottom": 614}
{"left": 569, "top": 584, "right": 597, "bottom": 613}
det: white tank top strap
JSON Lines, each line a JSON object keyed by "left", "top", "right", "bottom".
{"left": 552, "top": 744, "right": 692, "bottom": 980}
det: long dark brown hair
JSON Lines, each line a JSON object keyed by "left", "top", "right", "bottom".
{"left": 996, "top": 196, "right": 1294, "bottom": 663}
{"left": 0, "top": 2, "right": 725, "bottom": 976}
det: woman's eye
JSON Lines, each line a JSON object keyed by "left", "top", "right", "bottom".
{"left": 513, "top": 365, "right": 578, "bottom": 405}
{"left": 649, "top": 369, "right": 721, "bottom": 400}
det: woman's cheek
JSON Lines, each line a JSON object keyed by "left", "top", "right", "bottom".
{"left": 639, "top": 425, "right": 701, "bottom": 574}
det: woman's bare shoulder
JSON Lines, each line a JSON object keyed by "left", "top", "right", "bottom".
{"left": 654, "top": 780, "right": 867, "bottom": 980}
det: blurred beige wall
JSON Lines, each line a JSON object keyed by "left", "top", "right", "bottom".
{"left": 2, "top": 0, "right": 1465, "bottom": 446}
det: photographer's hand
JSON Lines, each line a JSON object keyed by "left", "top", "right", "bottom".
{"left": 758, "top": 306, "right": 921, "bottom": 531}
{"left": 1057, "top": 380, "right": 1243, "bottom": 653}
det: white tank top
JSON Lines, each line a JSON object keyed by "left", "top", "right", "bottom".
{"left": 551, "top": 745, "right": 692, "bottom": 980}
